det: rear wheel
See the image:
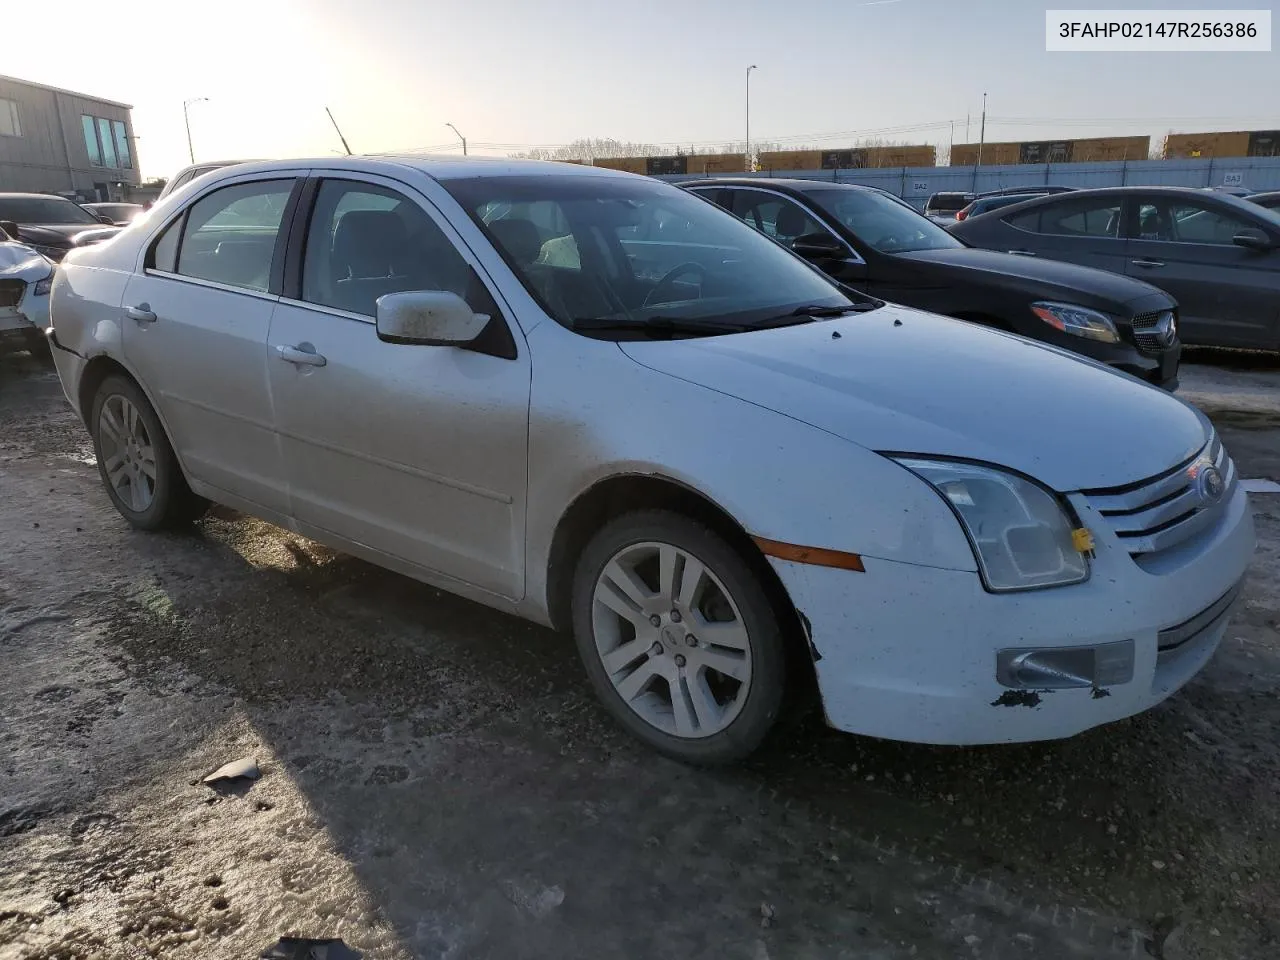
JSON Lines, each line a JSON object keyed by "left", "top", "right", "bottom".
{"left": 90, "top": 375, "right": 208, "bottom": 530}
{"left": 571, "top": 510, "right": 788, "bottom": 764}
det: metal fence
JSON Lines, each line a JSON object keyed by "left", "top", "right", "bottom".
{"left": 663, "top": 156, "right": 1280, "bottom": 210}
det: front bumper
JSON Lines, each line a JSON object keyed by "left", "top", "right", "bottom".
{"left": 770, "top": 482, "right": 1255, "bottom": 744}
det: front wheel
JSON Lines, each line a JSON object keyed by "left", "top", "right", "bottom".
{"left": 571, "top": 510, "right": 788, "bottom": 764}
{"left": 90, "top": 375, "right": 208, "bottom": 530}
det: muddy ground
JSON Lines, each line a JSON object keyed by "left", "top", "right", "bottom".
{"left": 1, "top": 348, "right": 1278, "bottom": 960}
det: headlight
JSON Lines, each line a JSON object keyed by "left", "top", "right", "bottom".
{"left": 34, "top": 276, "right": 53, "bottom": 296}
{"left": 1030, "top": 301, "right": 1119, "bottom": 343}
{"left": 895, "top": 458, "right": 1089, "bottom": 592}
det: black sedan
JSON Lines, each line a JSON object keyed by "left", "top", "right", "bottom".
{"left": 949, "top": 186, "right": 1280, "bottom": 351}
{"left": 0, "top": 193, "right": 122, "bottom": 262}
{"left": 681, "top": 178, "right": 1180, "bottom": 388}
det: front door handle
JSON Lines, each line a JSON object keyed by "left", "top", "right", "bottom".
{"left": 1131, "top": 258, "right": 1166, "bottom": 268}
{"left": 125, "top": 303, "right": 157, "bottom": 324}
{"left": 1007, "top": 249, "right": 1037, "bottom": 257}
{"left": 276, "top": 344, "right": 327, "bottom": 367}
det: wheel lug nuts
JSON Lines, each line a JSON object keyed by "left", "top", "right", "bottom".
{"left": 669, "top": 610, "right": 682, "bottom": 623}
{"left": 650, "top": 642, "right": 663, "bottom": 657}
{"left": 674, "top": 655, "right": 686, "bottom": 667}
{"left": 686, "top": 635, "right": 697, "bottom": 647}
{"left": 649, "top": 615, "right": 661, "bottom": 627}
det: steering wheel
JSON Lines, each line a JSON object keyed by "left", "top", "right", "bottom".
{"left": 643, "top": 261, "right": 707, "bottom": 308}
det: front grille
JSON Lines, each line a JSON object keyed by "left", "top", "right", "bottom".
{"left": 1130, "top": 310, "right": 1174, "bottom": 353}
{"left": 0, "top": 280, "right": 22, "bottom": 308}
{"left": 1081, "top": 432, "right": 1235, "bottom": 557}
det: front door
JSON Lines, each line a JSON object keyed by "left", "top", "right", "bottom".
{"left": 266, "top": 174, "right": 531, "bottom": 600}
{"left": 121, "top": 175, "right": 301, "bottom": 515}
{"left": 1124, "top": 195, "right": 1280, "bottom": 349}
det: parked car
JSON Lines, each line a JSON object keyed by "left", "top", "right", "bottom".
{"left": 950, "top": 186, "right": 1280, "bottom": 350}
{"left": 0, "top": 193, "right": 122, "bottom": 262}
{"left": 682, "top": 178, "right": 1180, "bottom": 388}
{"left": 1248, "top": 191, "right": 1280, "bottom": 212}
{"left": 953, "top": 193, "right": 1045, "bottom": 222}
{"left": 922, "top": 191, "right": 973, "bottom": 224}
{"left": 0, "top": 225, "right": 53, "bottom": 356}
{"left": 82, "top": 202, "right": 147, "bottom": 226}
{"left": 156, "top": 160, "right": 260, "bottom": 201}
{"left": 47, "top": 157, "right": 1253, "bottom": 763}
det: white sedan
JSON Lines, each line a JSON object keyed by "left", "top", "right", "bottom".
{"left": 45, "top": 157, "right": 1255, "bottom": 763}
{"left": 0, "top": 233, "right": 52, "bottom": 354}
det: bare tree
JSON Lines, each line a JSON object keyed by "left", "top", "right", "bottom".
{"left": 512, "top": 138, "right": 666, "bottom": 163}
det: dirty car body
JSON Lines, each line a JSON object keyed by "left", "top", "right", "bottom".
{"left": 45, "top": 157, "right": 1256, "bottom": 761}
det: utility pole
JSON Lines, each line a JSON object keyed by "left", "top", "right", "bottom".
{"left": 183, "top": 98, "right": 208, "bottom": 164}
{"left": 445, "top": 122, "right": 467, "bottom": 156}
{"left": 745, "top": 65, "right": 758, "bottom": 173}
{"left": 326, "top": 107, "right": 353, "bottom": 156}
{"left": 972, "top": 92, "right": 987, "bottom": 191}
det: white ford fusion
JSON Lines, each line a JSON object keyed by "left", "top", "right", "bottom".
{"left": 46, "top": 157, "right": 1255, "bottom": 763}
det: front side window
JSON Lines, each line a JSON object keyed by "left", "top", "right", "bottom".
{"left": 443, "top": 174, "right": 857, "bottom": 334}
{"left": 729, "top": 191, "right": 828, "bottom": 243}
{"left": 82, "top": 116, "right": 102, "bottom": 166}
{"left": 808, "top": 188, "right": 962, "bottom": 253}
{"left": 1134, "top": 199, "right": 1255, "bottom": 245}
{"left": 1010, "top": 198, "right": 1121, "bottom": 238}
{"left": 97, "top": 118, "right": 117, "bottom": 168}
{"left": 175, "top": 179, "right": 294, "bottom": 292}
{"left": 0, "top": 98, "right": 20, "bottom": 137}
{"left": 302, "top": 179, "right": 479, "bottom": 317}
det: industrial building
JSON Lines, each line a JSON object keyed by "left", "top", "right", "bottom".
{"left": 0, "top": 74, "right": 140, "bottom": 201}
{"left": 950, "top": 136, "right": 1150, "bottom": 166}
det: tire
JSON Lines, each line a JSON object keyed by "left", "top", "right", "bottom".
{"left": 571, "top": 510, "right": 788, "bottom": 764}
{"left": 90, "top": 374, "right": 208, "bottom": 530}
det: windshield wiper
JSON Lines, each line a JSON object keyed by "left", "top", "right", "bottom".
{"left": 571, "top": 316, "right": 749, "bottom": 337}
{"left": 780, "top": 303, "right": 880, "bottom": 318}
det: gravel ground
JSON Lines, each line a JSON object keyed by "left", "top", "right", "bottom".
{"left": 1, "top": 348, "right": 1278, "bottom": 960}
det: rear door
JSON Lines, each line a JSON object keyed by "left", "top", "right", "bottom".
{"left": 1123, "top": 194, "right": 1280, "bottom": 349}
{"left": 266, "top": 173, "right": 531, "bottom": 599}
{"left": 121, "top": 173, "right": 303, "bottom": 516}
{"left": 999, "top": 194, "right": 1131, "bottom": 274}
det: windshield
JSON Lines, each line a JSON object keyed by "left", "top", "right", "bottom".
{"left": 443, "top": 175, "right": 860, "bottom": 334}
{"left": 0, "top": 196, "right": 100, "bottom": 225}
{"left": 87, "top": 204, "right": 143, "bottom": 221}
{"left": 809, "top": 189, "right": 965, "bottom": 253}
{"left": 925, "top": 193, "right": 970, "bottom": 213}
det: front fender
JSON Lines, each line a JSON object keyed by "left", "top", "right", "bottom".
{"left": 523, "top": 328, "right": 976, "bottom": 618}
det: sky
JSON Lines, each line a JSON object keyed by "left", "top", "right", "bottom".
{"left": 8, "top": 0, "right": 1278, "bottom": 180}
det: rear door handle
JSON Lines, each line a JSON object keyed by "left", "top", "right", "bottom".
{"left": 125, "top": 303, "right": 157, "bottom": 324}
{"left": 276, "top": 344, "right": 327, "bottom": 367}
{"left": 1007, "top": 249, "right": 1037, "bottom": 257}
{"left": 1131, "top": 258, "right": 1165, "bottom": 268}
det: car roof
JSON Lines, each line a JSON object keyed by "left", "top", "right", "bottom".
{"left": 191, "top": 155, "right": 639, "bottom": 184}
{"left": 0, "top": 192, "right": 79, "bottom": 200}
{"left": 680, "top": 177, "right": 881, "bottom": 194}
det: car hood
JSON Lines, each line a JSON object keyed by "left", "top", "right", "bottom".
{"left": 0, "top": 241, "right": 52, "bottom": 281}
{"left": 619, "top": 305, "right": 1207, "bottom": 492}
{"left": 894, "top": 247, "right": 1167, "bottom": 308}
{"left": 15, "top": 223, "right": 122, "bottom": 246}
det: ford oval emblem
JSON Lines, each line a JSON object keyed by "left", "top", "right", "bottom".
{"left": 1198, "top": 465, "right": 1225, "bottom": 504}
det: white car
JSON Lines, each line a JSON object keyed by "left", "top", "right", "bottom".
{"left": 46, "top": 157, "right": 1255, "bottom": 763}
{"left": 0, "top": 232, "right": 53, "bottom": 354}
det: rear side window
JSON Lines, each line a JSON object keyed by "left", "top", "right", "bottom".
{"left": 150, "top": 218, "right": 181, "bottom": 272}
{"left": 1008, "top": 198, "right": 1122, "bottom": 238}
{"left": 175, "top": 179, "right": 295, "bottom": 292}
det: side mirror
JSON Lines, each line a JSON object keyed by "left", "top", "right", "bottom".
{"left": 93, "top": 213, "right": 114, "bottom": 224}
{"left": 791, "top": 232, "right": 848, "bottom": 261}
{"left": 1232, "top": 228, "right": 1274, "bottom": 252}
{"left": 0, "top": 220, "right": 18, "bottom": 239}
{"left": 375, "top": 290, "right": 490, "bottom": 346}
